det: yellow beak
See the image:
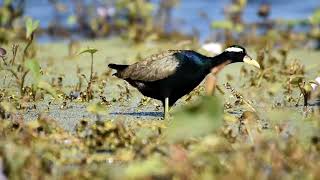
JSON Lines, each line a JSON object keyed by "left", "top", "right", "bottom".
{"left": 243, "top": 55, "right": 260, "bottom": 69}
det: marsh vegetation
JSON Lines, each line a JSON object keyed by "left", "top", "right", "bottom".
{"left": 0, "top": 0, "right": 319, "bottom": 179}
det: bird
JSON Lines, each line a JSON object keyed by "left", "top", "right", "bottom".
{"left": 108, "top": 45, "right": 260, "bottom": 119}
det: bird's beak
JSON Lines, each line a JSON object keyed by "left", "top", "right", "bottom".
{"left": 243, "top": 55, "right": 260, "bottom": 69}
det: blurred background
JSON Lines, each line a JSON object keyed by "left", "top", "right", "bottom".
{"left": 1, "top": 1, "right": 320, "bottom": 179}
{"left": 1, "top": 0, "right": 319, "bottom": 48}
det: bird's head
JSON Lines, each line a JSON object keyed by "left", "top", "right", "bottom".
{"left": 222, "top": 45, "right": 260, "bottom": 68}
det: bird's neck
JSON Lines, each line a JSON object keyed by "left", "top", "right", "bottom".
{"left": 206, "top": 53, "right": 231, "bottom": 69}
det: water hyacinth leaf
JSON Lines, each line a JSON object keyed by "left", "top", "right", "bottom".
{"left": 25, "top": 59, "right": 41, "bottom": 84}
{"left": 79, "top": 48, "right": 98, "bottom": 55}
{"left": 25, "top": 17, "right": 39, "bottom": 39}
{"left": 87, "top": 103, "right": 107, "bottom": 115}
{"left": 164, "top": 96, "right": 223, "bottom": 142}
{"left": 37, "top": 81, "right": 57, "bottom": 98}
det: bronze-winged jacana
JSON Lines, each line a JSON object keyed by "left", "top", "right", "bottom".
{"left": 109, "top": 45, "right": 260, "bottom": 119}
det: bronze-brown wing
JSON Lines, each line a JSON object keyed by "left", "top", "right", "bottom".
{"left": 117, "top": 50, "right": 183, "bottom": 82}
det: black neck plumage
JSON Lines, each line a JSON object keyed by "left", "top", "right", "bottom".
{"left": 206, "top": 52, "right": 231, "bottom": 68}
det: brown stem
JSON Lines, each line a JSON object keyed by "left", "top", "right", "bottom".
{"left": 1, "top": 57, "right": 7, "bottom": 66}
{"left": 11, "top": 44, "right": 18, "bottom": 65}
{"left": 20, "top": 70, "right": 29, "bottom": 96}
{"left": 1, "top": 68, "right": 19, "bottom": 80}
{"left": 23, "top": 33, "right": 34, "bottom": 62}
{"left": 86, "top": 53, "right": 94, "bottom": 101}
{"left": 90, "top": 53, "right": 93, "bottom": 82}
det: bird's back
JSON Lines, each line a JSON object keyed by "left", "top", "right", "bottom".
{"left": 110, "top": 50, "right": 200, "bottom": 82}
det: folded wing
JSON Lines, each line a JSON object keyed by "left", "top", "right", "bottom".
{"left": 112, "top": 50, "right": 183, "bottom": 82}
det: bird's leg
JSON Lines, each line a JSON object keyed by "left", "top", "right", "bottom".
{"left": 205, "top": 74, "right": 217, "bottom": 96}
{"left": 164, "top": 97, "right": 169, "bottom": 119}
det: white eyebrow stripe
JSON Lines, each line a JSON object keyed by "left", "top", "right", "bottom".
{"left": 224, "top": 47, "right": 243, "bottom": 52}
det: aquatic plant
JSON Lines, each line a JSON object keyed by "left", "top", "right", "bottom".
{"left": 79, "top": 47, "right": 98, "bottom": 101}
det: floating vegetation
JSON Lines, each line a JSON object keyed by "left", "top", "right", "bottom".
{"left": 0, "top": 1, "right": 319, "bottom": 179}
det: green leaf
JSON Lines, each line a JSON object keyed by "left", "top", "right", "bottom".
{"left": 309, "top": 9, "right": 320, "bottom": 24}
{"left": 25, "top": 59, "right": 41, "bottom": 84}
{"left": 37, "top": 81, "right": 57, "bottom": 98}
{"left": 25, "top": 17, "right": 39, "bottom": 39}
{"left": 4, "top": 0, "right": 12, "bottom": 6}
{"left": 289, "top": 75, "right": 304, "bottom": 85}
{"left": 303, "top": 83, "right": 313, "bottom": 93}
{"left": 164, "top": 96, "right": 223, "bottom": 142}
{"left": 79, "top": 48, "right": 98, "bottom": 55}
{"left": 308, "top": 80, "right": 320, "bottom": 86}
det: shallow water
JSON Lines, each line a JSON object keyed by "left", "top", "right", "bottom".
{"left": 2, "top": 38, "right": 315, "bottom": 131}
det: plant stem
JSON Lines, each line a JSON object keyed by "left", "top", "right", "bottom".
{"left": 90, "top": 53, "right": 93, "bottom": 82}
{"left": 11, "top": 44, "right": 18, "bottom": 65}
{"left": 23, "top": 33, "right": 33, "bottom": 62}
{"left": 1, "top": 57, "right": 7, "bottom": 66}
{"left": 20, "top": 70, "right": 29, "bottom": 96}
{"left": 86, "top": 53, "right": 94, "bottom": 101}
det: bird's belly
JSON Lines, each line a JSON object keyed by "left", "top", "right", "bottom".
{"left": 126, "top": 72, "right": 207, "bottom": 105}
{"left": 167, "top": 74, "right": 207, "bottom": 104}
{"left": 127, "top": 80, "right": 165, "bottom": 100}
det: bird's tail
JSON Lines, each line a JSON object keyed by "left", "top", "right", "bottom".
{"left": 108, "top": 64, "right": 128, "bottom": 71}
{"left": 108, "top": 64, "right": 128, "bottom": 77}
